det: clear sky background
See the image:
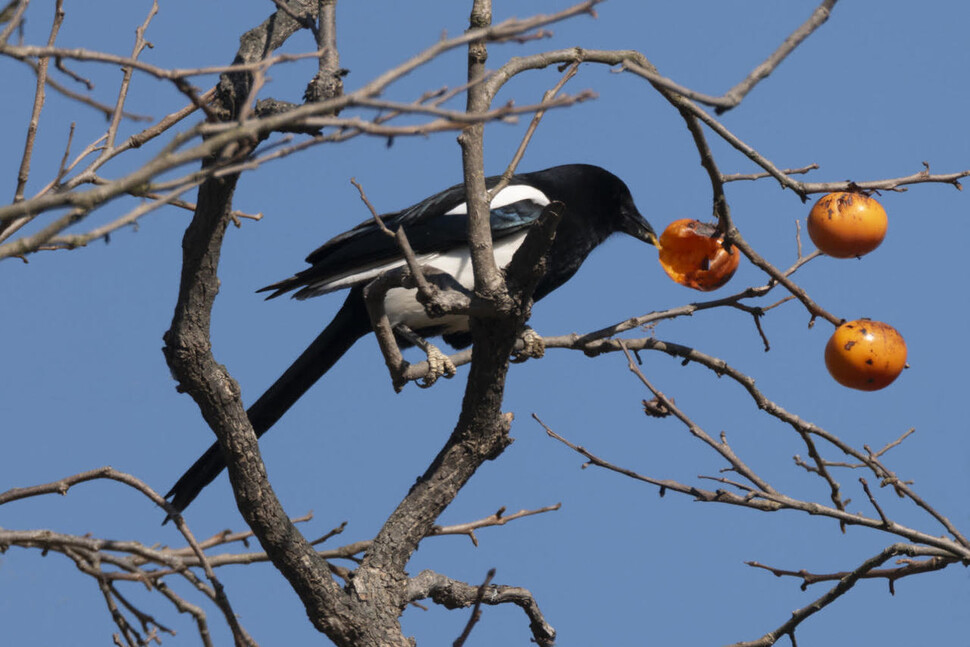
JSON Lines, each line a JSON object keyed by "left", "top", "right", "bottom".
{"left": 2, "top": 1, "right": 968, "bottom": 645}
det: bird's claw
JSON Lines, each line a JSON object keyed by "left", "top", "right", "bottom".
{"left": 418, "top": 345, "right": 457, "bottom": 388}
{"left": 511, "top": 327, "right": 545, "bottom": 363}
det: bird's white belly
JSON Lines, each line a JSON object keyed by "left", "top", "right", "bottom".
{"left": 384, "top": 230, "right": 528, "bottom": 331}
{"left": 384, "top": 287, "right": 469, "bottom": 331}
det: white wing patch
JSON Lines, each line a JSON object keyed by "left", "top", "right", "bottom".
{"left": 444, "top": 184, "right": 549, "bottom": 215}
{"left": 297, "top": 184, "right": 547, "bottom": 300}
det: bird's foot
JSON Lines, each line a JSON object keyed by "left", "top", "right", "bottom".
{"left": 418, "top": 344, "right": 457, "bottom": 388}
{"left": 391, "top": 323, "right": 457, "bottom": 389}
{"left": 511, "top": 326, "right": 545, "bottom": 363}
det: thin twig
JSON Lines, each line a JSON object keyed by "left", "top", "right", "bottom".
{"left": 99, "top": 0, "right": 157, "bottom": 158}
{"left": 489, "top": 62, "right": 580, "bottom": 199}
{"left": 453, "top": 569, "right": 495, "bottom": 647}
{"left": 723, "top": 164, "right": 819, "bottom": 182}
{"left": 860, "top": 478, "right": 889, "bottom": 527}
{"left": 10, "top": 0, "right": 63, "bottom": 207}
{"left": 732, "top": 544, "right": 941, "bottom": 647}
{"left": 616, "top": 340, "right": 776, "bottom": 495}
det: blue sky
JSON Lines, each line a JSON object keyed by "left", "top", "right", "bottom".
{"left": 2, "top": 1, "right": 968, "bottom": 645}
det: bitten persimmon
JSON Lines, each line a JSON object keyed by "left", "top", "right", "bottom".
{"left": 824, "top": 319, "right": 907, "bottom": 391}
{"left": 807, "top": 192, "right": 887, "bottom": 258}
{"left": 657, "top": 219, "right": 739, "bottom": 291}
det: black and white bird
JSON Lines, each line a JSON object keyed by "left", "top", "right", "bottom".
{"left": 165, "top": 164, "right": 657, "bottom": 516}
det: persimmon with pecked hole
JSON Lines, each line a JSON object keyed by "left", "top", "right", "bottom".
{"left": 657, "top": 219, "right": 739, "bottom": 291}
{"left": 824, "top": 319, "right": 907, "bottom": 391}
{"left": 807, "top": 192, "right": 887, "bottom": 258}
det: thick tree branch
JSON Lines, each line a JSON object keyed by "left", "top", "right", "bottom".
{"left": 408, "top": 569, "right": 556, "bottom": 646}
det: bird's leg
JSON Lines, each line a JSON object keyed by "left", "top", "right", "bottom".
{"left": 392, "top": 324, "right": 457, "bottom": 388}
{"left": 363, "top": 266, "right": 465, "bottom": 392}
{"left": 510, "top": 326, "right": 545, "bottom": 363}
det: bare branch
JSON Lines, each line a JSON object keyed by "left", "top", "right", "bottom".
{"left": 428, "top": 504, "right": 561, "bottom": 547}
{"left": 408, "top": 570, "right": 556, "bottom": 647}
{"left": 489, "top": 62, "right": 580, "bottom": 199}
{"left": 0, "top": 4, "right": 604, "bottom": 261}
{"left": 453, "top": 569, "right": 495, "bottom": 647}
{"left": 9, "top": 0, "right": 63, "bottom": 210}
{"left": 534, "top": 347, "right": 970, "bottom": 558}
{"left": 14, "top": 56, "right": 152, "bottom": 120}
{"left": 102, "top": 0, "right": 157, "bottom": 158}
{"left": 616, "top": 340, "right": 776, "bottom": 496}
{"left": 746, "top": 549, "right": 956, "bottom": 593}
{"left": 716, "top": 0, "right": 838, "bottom": 113}
{"left": 0, "top": 0, "right": 29, "bottom": 44}
{"left": 304, "top": 0, "right": 343, "bottom": 104}
{"left": 732, "top": 544, "right": 945, "bottom": 647}
{"left": 723, "top": 164, "right": 819, "bottom": 182}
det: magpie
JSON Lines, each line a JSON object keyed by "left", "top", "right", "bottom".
{"left": 165, "top": 164, "right": 657, "bottom": 516}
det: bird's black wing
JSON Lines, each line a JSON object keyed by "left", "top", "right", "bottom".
{"left": 258, "top": 177, "right": 551, "bottom": 300}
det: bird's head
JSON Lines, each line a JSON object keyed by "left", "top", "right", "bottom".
{"left": 595, "top": 167, "right": 657, "bottom": 248}
{"left": 525, "top": 164, "right": 658, "bottom": 248}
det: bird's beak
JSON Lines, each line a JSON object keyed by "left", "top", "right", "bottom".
{"left": 621, "top": 208, "right": 659, "bottom": 247}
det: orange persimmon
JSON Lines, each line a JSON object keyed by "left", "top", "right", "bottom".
{"left": 824, "top": 319, "right": 907, "bottom": 391}
{"left": 807, "top": 192, "right": 887, "bottom": 258}
{"left": 657, "top": 219, "right": 739, "bottom": 291}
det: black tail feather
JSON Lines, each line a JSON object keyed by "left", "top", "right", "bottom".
{"left": 164, "top": 289, "right": 371, "bottom": 521}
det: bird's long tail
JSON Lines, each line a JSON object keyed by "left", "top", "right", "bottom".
{"left": 164, "top": 289, "right": 371, "bottom": 520}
